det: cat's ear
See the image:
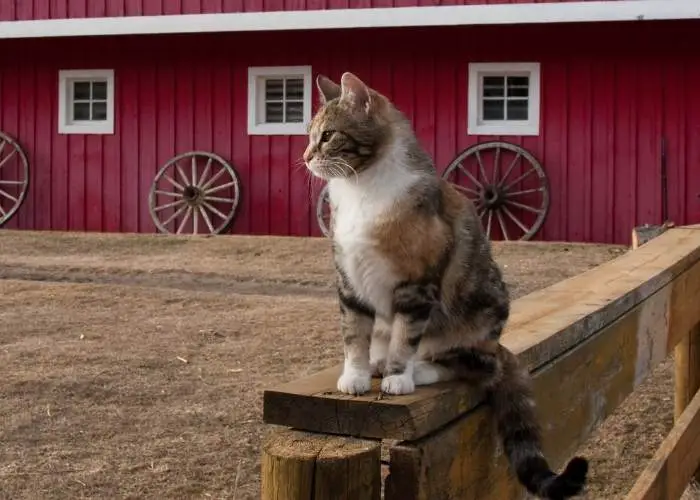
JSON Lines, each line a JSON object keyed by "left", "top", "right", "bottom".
{"left": 316, "top": 74, "right": 341, "bottom": 104}
{"left": 340, "top": 72, "right": 371, "bottom": 113}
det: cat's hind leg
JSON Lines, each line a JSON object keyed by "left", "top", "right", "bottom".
{"left": 382, "top": 283, "right": 439, "bottom": 395}
{"left": 413, "top": 361, "right": 457, "bottom": 385}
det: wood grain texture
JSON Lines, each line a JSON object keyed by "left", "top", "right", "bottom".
{"left": 625, "top": 384, "right": 700, "bottom": 500}
{"left": 674, "top": 324, "right": 700, "bottom": 421}
{"left": 263, "top": 228, "right": 700, "bottom": 440}
{"left": 385, "top": 286, "right": 671, "bottom": 500}
{"left": 261, "top": 429, "right": 381, "bottom": 500}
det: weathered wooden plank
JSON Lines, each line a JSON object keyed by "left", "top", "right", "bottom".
{"left": 624, "top": 384, "right": 700, "bottom": 500}
{"left": 263, "top": 229, "right": 700, "bottom": 441}
{"left": 385, "top": 284, "right": 673, "bottom": 500}
{"left": 674, "top": 324, "right": 700, "bottom": 421}
{"left": 261, "top": 429, "right": 381, "bottom": 500}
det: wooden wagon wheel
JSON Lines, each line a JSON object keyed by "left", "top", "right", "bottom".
{"left": 148, "top": 151, "right": 241, "bottom": 235}
{"left": 0, "top": 131, "right": 30, "bottom": 228}
{"left": 316, "top": 184, "right": 331, "bottom": 237}
{"left": 442, "top": 141, "right": 550, "bottom": 241}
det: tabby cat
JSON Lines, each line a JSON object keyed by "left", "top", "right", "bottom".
{"left": 303, "top": 71, "right": 588, "bottom": 499}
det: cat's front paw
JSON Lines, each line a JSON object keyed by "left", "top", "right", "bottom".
{"left": 369, "top": 358, "right": 386, "bottom": 378}
{"left": 381, "top": 373, "right": 415, "bottom": 395}
{"left": 337, "top": 370, "right": 372, "bottom": 395}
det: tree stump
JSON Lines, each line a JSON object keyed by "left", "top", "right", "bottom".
{"left": 261, "top": 428, "right": 381, "bottom": 500}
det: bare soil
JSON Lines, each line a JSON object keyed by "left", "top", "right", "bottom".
{"left": 0, "top": 230, "right": 681, "bottom": 499}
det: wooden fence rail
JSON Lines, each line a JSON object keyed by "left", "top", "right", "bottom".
{"left": 260, "top": 226, "right": 700, "bottom": 500}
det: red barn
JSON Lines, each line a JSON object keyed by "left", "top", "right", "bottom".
{"left": 0, "top": 0, "right": 698, "bottom": 244}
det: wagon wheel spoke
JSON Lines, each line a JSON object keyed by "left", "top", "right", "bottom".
{"left": 496, "top": 211, "right": 510, "bottom": 241}
{"left": 0, "top": 180, "right": 27, "bottom": 185}
{"left": 503, "top": 167, "right": 538, "bottom": 192}
{"left": 0, "top": 203, "right": 6, "bottom": 216}
{"left": 199, "top": 206, "right": 215, "bottom": 233}
{"left": 475, "top": 150, "right": 488, "bottom": 182}
{"left": 453, "top": 183, "right": 480, "bottom": 198}
{"left": 163, "top": 174, "right": 185, "bottom": 192}
{"left": 457, "top": 162, "right": 483, "bottom": 190}
{"left": 501, "top": 204, "right": 530, "bottom": 235}
{"left": 441, "top": 141, "right": 550, "bottom": 241}
{"left": 161, "top": 203, "right": 189, "bottom": 227}
{"left": 198, "top": 158, "right": 213, "bottom": 188}
{"left": 154, "top": 189, "right": 183, "bottom": 198}
{"left": 0, "top": 188, "right": 18, "bottom": 203}
{"left": 177, "top": 206, "right": 193, "bottom": 235}
{"left": 0, "top": 149, "right": 17, "bottom": 170}
{"left": 497, "top": 152, "right": 521, "bottom": 188}
{"left": 506, "top": 187, "right": 545, "bottom": 197}
{"left": 504, "top": 199, "right": 545, "bottom": 215}
{"left": 204, "top": 181, "right": 238, "bottom": 196}
{"left": 153, "top": 199, "right": 185, "bottom": 212}
{"left": 149, "top": 151, "right": 241, "bottom": 235}
{"left": 201, "top": 200, "right": 228, "bottom": 220}
{"left": 492, "top": 145, "right": 501, "bottom": 184}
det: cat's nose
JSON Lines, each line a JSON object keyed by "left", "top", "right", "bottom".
{"left": 302, "top": 148, "right": 314, "bottom": 164}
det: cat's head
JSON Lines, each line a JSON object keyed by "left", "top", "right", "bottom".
{"left": 303, "top": 72, "right": 395, "bottom": 179}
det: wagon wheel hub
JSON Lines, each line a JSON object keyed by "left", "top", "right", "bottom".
{"left": 481, "top": 185, "right": 504, "bottom": 209}
{"left": 183, "top": 185, "right": 203, "bottom": 205}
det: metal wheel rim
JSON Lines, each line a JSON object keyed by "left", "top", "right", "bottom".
{"left": 0, "top": 131, "right": 30, "bottom": 228}
{"left": 316, "top": 184, "right": 331, "bottom": 237}
{"left": 442, "top": 141, "right": 550, "bottom": 241}
{"left": 148, "top": 151, "right": 241, "bottom": 235}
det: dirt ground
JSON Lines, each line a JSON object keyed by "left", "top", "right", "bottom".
{"left": 0, "top": 230, "right": 685, "bottom": 499}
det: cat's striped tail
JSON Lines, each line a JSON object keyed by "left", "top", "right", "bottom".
{"left": 457, "top": 344, "right": 589, "bottom": 499}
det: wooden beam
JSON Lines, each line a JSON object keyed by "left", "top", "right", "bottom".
{"left": 624, "top": 385, "right": 700, "bottom": 500}
{"left": 260, "top": 429, "right": 381, "bottom": 500}
{"left": 385, "top": 286, "right": 674, "bottom": 499}
{"left": 263, "top": 228, "right": 700, "bottom": 441}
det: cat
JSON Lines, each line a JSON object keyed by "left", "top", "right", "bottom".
{"left": 302, "top": 71, "right": 588, "bottom": 499}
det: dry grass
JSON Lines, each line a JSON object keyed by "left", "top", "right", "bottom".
{"left": 0, "top": 230, "right": 684, "bottom": 499}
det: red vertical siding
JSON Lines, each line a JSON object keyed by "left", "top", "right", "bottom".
{"left": 0, "top": 0, "right": 623, "bottom": 19}
{"left": 1, "top": 21, "right": 699, "bottom": 244}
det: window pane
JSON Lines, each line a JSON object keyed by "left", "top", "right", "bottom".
{"left": 482, "top": 76, "right": 505, "bottom": 98}
{"left": 507, "top": 99, "right": 529, "bottom": 120}
{"left": 73, "top": 102, "right": 91, "bottom": 121}
{"left": 507, "top": 76, "right": 529, "bottom": 98}
{"left": 92, "top": 81, "right": 108, "bottom": 100}
{"left": 92, "top": 101, "right": 108, "bottom": 120}
{"left": 73, "top": 81, "right": 91, "bottom": 100}
{"left": 482, "top": 99, "right": 505, "bottom": 121}
{"left": 265, "top": 79, "right": 284, "bottom": 101}
{"left": 285, "top": 101, "right": 304, "bottom": 123}
{"left": 285, "top": 78, "right": 304, "bottom": 101}
{"left": 265, "top": 102, "right": 284, "bottom": 123}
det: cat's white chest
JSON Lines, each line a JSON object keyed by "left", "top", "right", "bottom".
{"left": 332, "top": 195, "right": 397, "bottom": 318}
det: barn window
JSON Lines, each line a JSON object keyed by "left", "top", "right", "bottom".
{"left": 247, "top": 66, "right": 312, "bottom": 135}
{"left": 467, "top": 62, "right": 540, "bottom": 136}
{"left": 58, "top": 69, "right": 115, "bottom": 135}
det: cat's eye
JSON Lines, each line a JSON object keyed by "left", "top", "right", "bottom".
{"left": 320, "top": 130, "right": 336, "bottom": 143}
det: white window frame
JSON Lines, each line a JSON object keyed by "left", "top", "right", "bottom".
{"left": 467, "top": 62, "right": 540, "bottom": 136}
{"left": 247, "top": 65, "right": 312, "bottom": 136}
{"left": 58, "top": 69, "right": 115, "bottom": 135}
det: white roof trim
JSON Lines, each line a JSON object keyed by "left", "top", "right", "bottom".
{"left": 0, "top": 0, "right": 698, "bottom": 39}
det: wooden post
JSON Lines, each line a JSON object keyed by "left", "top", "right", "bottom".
{"left": 261, "top": 428, "right": 381, "bottom": 500}
{"left": 674, "top": 324, "right": 700, "bottom": 421}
